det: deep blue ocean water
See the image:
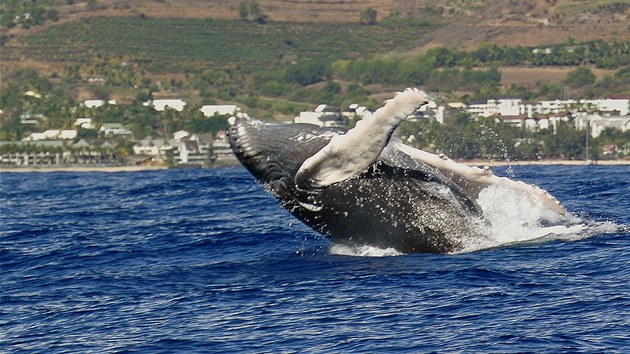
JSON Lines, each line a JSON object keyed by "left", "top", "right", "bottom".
{"left": 1, "top": 165, "right": 629, "bottom": 352}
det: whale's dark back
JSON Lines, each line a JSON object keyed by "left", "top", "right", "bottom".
{"left": 229, "top": 119, "right": 481, "bottom": 253}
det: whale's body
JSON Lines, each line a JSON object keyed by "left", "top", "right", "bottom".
{"left": 229, "top": 89, "right": 566, "bottom": 253}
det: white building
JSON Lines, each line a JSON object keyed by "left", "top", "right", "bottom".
{"left": 575, "top": 114, "right": 630, "bottom": 138}
{"left": 534, "top": 99, "right": 577, "bottom": 115}
{"left": 178, "top": 140, "right": 207, "bottom": 164}
{"left": 580, "top": 98, "right": 630, "bottom": 116}
{"left": 467, "top": 98, "right": 524, "bottom": 117}
{"left": 459, "top": 95, "right": 629, "bottom": 135}
{"left": 189, "top": 133, "right": 214, "bottom": 154}
{"left": 466, "top": 100, "right": 497, "bottom": 117}
{"left": 19, "top": 113, "right": 45, "bottom": 125}
{"left": 200, "top": 105, "right": 239, "bottom": 117}
{"left": 147, "top": 99, "right": 187, "bottom": 112}
{"left": 173, "top": 130, "right": 190, "bottom": 141}
{"left": 497, "top": 98, "right": 524, "bottom": 116}
{"left": 132, "top": 138, "right": 177, "bottom": 158}
{"left": 24, "top": 90, "right": 42, "bottom": 99}
{"left": 495, "top": 114, "right": 526, "bottom": 129}
{"left": 22, "top": 130, "right": 77, "bottom": 141}
{"left": 83, "top": 99, "right": 117, "bottom": 108}
{"left": 295, "top": 104, "right": 347, "bottom": 127}
{"left": 99, "top": 123, "right": 133, "bottom": 138}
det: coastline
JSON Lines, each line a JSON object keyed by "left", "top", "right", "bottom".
{"left": 1, "top": 159, "right": 629, "bottom": 173}
{"left": 0, "top": 165, "right": 169, "bottom": 173}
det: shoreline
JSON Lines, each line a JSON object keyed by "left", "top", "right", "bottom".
{"left": 1, "top": 159, "right": 629, "bottom": 173}
{"left": 0, "top": 165, "right": 170, "bottom": 173}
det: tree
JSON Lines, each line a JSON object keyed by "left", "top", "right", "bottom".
{"left": 91, "top": 84, "right": 111, "bottom": 100}
{"left": 238, "top": 1, "right": 249, "bottom": 21}
{"left": 236, "top": 0, "right": 267, "bottom": 23}
{"left": 283, "top": 59, "right": 332, "bottom": 86}
{"left": 360, "top": 7, "right": 378, "bottom": 25}
{"left": 47, "top": 9, "right": 59, "bottom": 22}
{"left": 250, "top": 0, "right": 261, "bottom": 17}
{"left": 541, "top": 121, "right": 585, "bottom": 159}
{"left": 564, "top": 67, "right": 596, "bottom": 87}
{"left": 184, "top": 114, "right": 229, "bottom": 135}
{"left": 312, "top": 81, "right": 342, "bottom": 104}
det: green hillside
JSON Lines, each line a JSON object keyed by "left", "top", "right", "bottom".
{"left": 2, "top": 16, "right": 439, "bottom": 72}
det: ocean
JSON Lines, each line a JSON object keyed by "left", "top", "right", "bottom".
{"left": 1, "top": 165, "right": 629, "bottom": 352}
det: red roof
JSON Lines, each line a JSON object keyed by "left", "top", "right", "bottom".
{"left": 495, "top": 114, "right": 527, "bottom": 121}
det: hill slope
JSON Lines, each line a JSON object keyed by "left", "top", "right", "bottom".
{"left": 3, "top": 0, "right": 629, "bottom": 50}
{"left": 1, "top": 0, "right": 628, "bottom": 103}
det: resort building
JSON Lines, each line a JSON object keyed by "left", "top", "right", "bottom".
{"left": 200, "top": 105, "right": 239, "bottom": 117}
{"left": 146, "top": 99, "right": 187, "bottom": 112}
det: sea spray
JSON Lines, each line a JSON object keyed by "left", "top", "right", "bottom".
{"left": 329, "top": 244, "right": 404, "bottom": 257}
{"left": 458, "top": 181, "right": 586, "bottom": 253}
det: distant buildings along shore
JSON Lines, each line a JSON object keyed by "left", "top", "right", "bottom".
{"left": 2, "top": 94, "right": 629, "bottom": 168}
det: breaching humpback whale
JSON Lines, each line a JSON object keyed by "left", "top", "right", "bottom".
{"left": 229, "top": 88, "right": 566, "bottom": 253}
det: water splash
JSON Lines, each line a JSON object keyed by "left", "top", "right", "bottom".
{"left": 455, "top": 182, "right": 623, "bottom": 253}
{"left": 329, "top": 243, "right": 404, "bottom": 257}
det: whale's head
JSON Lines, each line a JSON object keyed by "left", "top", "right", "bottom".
{"left": 228, "top": 118, "right": 344, "bottom": 198}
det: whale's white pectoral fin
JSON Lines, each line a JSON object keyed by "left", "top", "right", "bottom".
{"left": 295, "top": 88, "right": 428, "bottom": 189}
{"left": 396, "top": 142, "right": 567, "bottom": 216}
{"left": 396, "top": 143, "right": 498, "bottom": 195}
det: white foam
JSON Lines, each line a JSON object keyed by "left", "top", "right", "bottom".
{"left": 456, "top": 183, "right": 622, "bottom": 253}
{"left": 559, "top": 220, "right": 624, "bottom": 241}
{"left": 329, "top": 243, "right": 404, "bottom": 257}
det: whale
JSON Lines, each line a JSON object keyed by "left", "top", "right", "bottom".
{"left": 228, "top": 88, "right": 566, "bottom": 253}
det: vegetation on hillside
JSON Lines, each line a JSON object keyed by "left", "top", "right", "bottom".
{"left": 337, "top": 38, "right": 628, "bottom": 72}
{"left": 330, "top": 41, "right": 630, "bottom": 99}
{"left": 2, "top": 16, "right": 628, "bottom": 104}
{"left": 1, "top": 16, "right": 439, "bottom": 72}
